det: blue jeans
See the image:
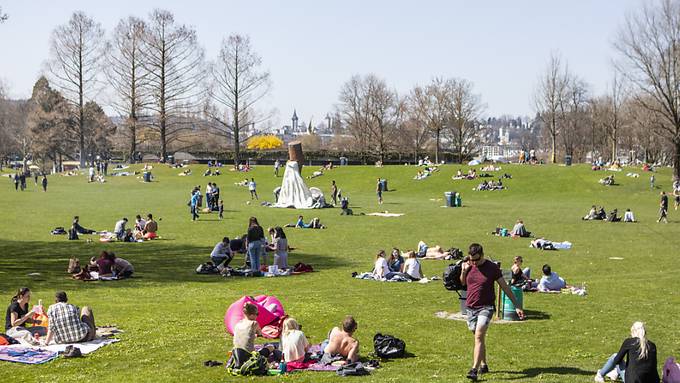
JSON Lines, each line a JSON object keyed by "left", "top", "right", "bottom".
{"left": 248, "top": 240, "right": 263, "bottom": 275}
{"left": 191, "top": 205, "right": 199, "bottom": 220}
{"left": 599, "top": 353, "right": 625, "bottom": 382}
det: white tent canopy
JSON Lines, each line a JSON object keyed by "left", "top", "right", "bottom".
{"left": 274, "top": 161, "right": 314, "bottom": 208}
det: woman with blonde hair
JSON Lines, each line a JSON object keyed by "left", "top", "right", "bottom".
{"left": 281, "top": 317, "right": 309, "bottom": 363}
{"left": 594, "top": 321, "right": 659, "bottom": 383}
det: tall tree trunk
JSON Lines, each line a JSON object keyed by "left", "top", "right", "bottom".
{"left": 435, "top": 128, "right": 440, "bottom": 164}
{"left": 674, "top": 139, "right": 680, "bottom": 180}
{"left": 551, "top": 134, "right": 557, "bottom": 163}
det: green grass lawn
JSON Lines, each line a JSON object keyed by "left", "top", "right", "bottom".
{"left": 1, "top": 163, "right": 678, "bottom": 382}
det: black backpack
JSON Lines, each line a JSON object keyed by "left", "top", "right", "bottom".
{"left": 443, "top": 260, "right": 466, "bottom": 291}
{"left": 336, "top": 362, "right": 370, "bottom": 376}
{"left": 373, "top": 333, "right": 406, "bottom": 358}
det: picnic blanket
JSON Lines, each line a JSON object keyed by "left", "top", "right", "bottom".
{"left": 253, "top": 343, "right": 340, "bottom": 372}
{"left": 0, "top": 346, "right": 58, "bottom": 364}
{"left": 366, "top": 212, "right": 404, "bottom": 217}
{"left": 4, "top": 337, "right": 119, "bottom": 357}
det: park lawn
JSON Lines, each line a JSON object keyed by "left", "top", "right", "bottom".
{"left": 0, "top": 163, "right": 679, "bottom": 383}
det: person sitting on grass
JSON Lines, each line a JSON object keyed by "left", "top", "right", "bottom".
{"left": 536, "top": 264, "right": 566, "bottom": 292}
{"left": 5, "top": 287, "right": 47, "bottom": 342}
{"left": 43, "top": 291, "right": 95, "bottom": 345}
{"left": 231, "top": 303, "right": 283, "bottom": 366}
{"left": 582, "top": 205, "right": 598, "bottom": 220}
{"left": 210, "top": 237, "right": 233, "bottom": 268}
{"left": 322, "top": 316, "right": 360, "bottom": 364}
{"left": 510, "top": 219, "right": 530, "bottom": 237}
{"left": 90, "top": 251, "right": 114, "bottom": 276}
{"left": 594, "top": 321, "right": 659, "bottom": 383}
{"left": 372, "top": 250, "right": 390, "bottom": 279}
{"left": 388, "top": 248, "right": 404, "bottom": 272}
{"left": 281, "top": 317, "right": 310, "bottom": 364}
{"left": 607, "top": 209, "right": 622, "bottom": 222}
{"left": 107, "top": 252, "right": 134, "bottom": 279}
{"left": 114, "top": 217, "right": 128, "bottom": 240}
{"left": 72, "top": 216, "right": 97, "bottom": 235}
{"left": 143, "top": 213, "right": 158, "bottom": 239}
{"left": 510, "top": 256, "right": 532, "bottom": 287}
{"left": 623, "top": 209, "right": 636, "bottom": 223}
{"left": 400, "top": 251, "right": 423, "bottom": 281}
{"left": 286, "top": 215, "right": 326, "bottom": 229}
{"left": 596, "top": 206, "right": 607, "bottom": 220}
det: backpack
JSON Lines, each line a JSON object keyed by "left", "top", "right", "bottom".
{"left": 448, "top": 248, "right": 464, "bottom": 260}
{"left": 293, "top": 263, "right": 314, "bottom": 273}
{"left": 664, "top": 356, "right": 680, "bottom": 383}
{"left": 226, "top": 350, "right": 268, "bottom": 376}
{"left": 373, "top": 333, "right": 406, "bottom": 358}
{"left": 336, "top": 362, "right": 370, "bottom": 376}
{"left": 51, "top": 226, "right": 67, "bottom": 235}
{"left": 0, "top": 334, "right": 19, "bottom": 345}
{"left": 443, "top": 260, "right": 466, "bottom": 291}
{"left": 195, "top": 262, "right": 218, "bottom": 274}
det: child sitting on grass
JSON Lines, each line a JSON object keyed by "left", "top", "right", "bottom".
{"left": 233, "top": 303, "right": 262, "bottom": 353}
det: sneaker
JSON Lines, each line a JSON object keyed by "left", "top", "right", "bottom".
{"left": 480, "top": 364, "right": 489, "bottom": 374}
{"left": 605, "top": 370, "right": 619, "bottom": 380}
{"left": 594, "top": 372, "right": 605, "bottom": 383}
{"left": 467, "top": 368, "right": 478, "bottom": 381}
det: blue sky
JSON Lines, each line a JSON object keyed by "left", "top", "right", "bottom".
{"left": 0, "top": 0, "right": 642, "bottom": 126}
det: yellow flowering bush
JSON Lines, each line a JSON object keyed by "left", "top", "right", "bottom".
{"left": 246, "top": 135, "right": 283, "bottom": 150}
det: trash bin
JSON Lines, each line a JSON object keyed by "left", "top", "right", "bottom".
{"left": 143, "top": 172, "right": 151, "bottom": 182}
{"left": 565, "top": 155, "right": 572, "bottom": 166}
{"left": 444, "top": 191, "right": 455, "bottom": 207}
{"left": 454, "top": 193, "right": 462, "bottom": 207}
{"left": 501, "top": 285, "right": 524, "bottom": 321}
{"left": 380, "top": 179, "right": 388, "bottom": 191}
{"left": 459, "top": 290, "right": 467, "bottom": 314}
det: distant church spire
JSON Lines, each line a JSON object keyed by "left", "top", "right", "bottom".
{"left": 292, "top": 109, "right": 299, "bottom": 131}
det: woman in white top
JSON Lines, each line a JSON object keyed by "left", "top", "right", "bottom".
{"left": 280, "top": 317, "right": 309, "bottom": 363}
{"left": 267, "top": 227, "right": 289, "bottom": 269}
{"left": 372, "top": 250, "right": 390, "bottom": 279}
{"left": 623, "top": 209, "right": 636, "bottom": 222}
{"left": 400, "top": 251, "right": 423, "bottom": 281}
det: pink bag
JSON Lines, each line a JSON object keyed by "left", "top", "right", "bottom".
{"left": 664, "top": 357, "right": 680, "bottom": 383}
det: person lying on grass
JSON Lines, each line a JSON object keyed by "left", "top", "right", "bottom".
{"left": 322, "top": 316, "right": 360, "bottom": 364}
{"left": 285, "top": 215, "right": 326, "bottom": 229}
{"left": 417, "top": 241, "right": 458, "bottom": 260}
{"left": 530, "top": 238, "right": 555, "bottom": 250}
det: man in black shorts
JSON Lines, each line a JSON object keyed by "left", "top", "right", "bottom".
{"left": 460, "top": 243, "right": 524, "bottom": 381}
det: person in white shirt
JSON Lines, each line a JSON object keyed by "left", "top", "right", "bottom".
{"left": 537, "top": 264, "right": 566, "bottom": 292}
{"left": 281, "top": 317, "right": 309, "bottom": 363}
{"left": 623, "top": 209, "right": 636, "bottom": 223}
{"left": 400, "top": 251, "right": 423, "bottom": 281}
{"left": 210, "top": 237, "right": 232, "bottom": 267}
{"left": 248, "top": 178, "right": 258, "bottom": 200}
{"left": 372, "top": 250, "right": 390, "bottom": 279}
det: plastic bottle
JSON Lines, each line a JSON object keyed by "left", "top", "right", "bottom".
{"left": 279, "top": 361, "right": 286, "bottom": 374}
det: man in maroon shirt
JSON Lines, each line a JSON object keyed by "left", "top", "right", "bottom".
{"left": 460, "top": 243, "right": 524, "bottom": 381}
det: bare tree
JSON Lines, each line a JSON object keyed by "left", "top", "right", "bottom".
{"left": 141, "top": 9, "right": 205, "bottom": 162}
{"left": 338, "top": 74, "right": 398, "bottom": 163}
{"left": 446, "top": 78, "right": 485, "bottom": 163}
{"left": 535, "top": 53, "right": 568, "bottom": 163}
{"left": 409, "top": 78, "right": 449, "bottom": 163}
{"left": 614, "top": 0, "right": 680, "bottom": 177}
{"left": 0, "top": 6, "right": 8, "bottom": 23}
{"left": 598, "top": 74, "right": 627, "bottom": 161}
{"left": 47, "top": 11, "right": 105, "bottom": 167}
{"left": 83, "top": 101, "right": 115, "bottom": 159}
{"left": 106, "top": 16, "right": 149, "bottom": 162}
{"left": 207, "top": 34, "right": 271, "bottom": 166}
{"left": 400, "top": 100, "right": 431, "bottom": 162}
{"left": 559, "top": 75, "right": 590, "bottom": 159}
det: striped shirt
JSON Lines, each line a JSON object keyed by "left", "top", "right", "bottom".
{"left": 47, "top": 302, "right": 88, "bottom": 343}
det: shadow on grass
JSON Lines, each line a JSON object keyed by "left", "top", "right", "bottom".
{"left": 523, "top": 309, "right": 551, "bottom": 321}
{"left": 494, "top": 366, "right": 593, "bottom": 380}
{"left": 0, "top": 239, "right": 344, "bottom": 291}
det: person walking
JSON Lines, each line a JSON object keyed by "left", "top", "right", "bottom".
{"left": 274, "top": 159, "right": 280, "bottom": 177}
{"left": 41, "top": 175, "right": 48, "bottom": 192}
{"left": 249, "top": 178, "right": 258, "bottom": 200}
{"left": 19, "top": 172, "right": 26, "bottom": 191}
{"left": 658, "top": 191, "right": 668, "bottom": 223}
{"left": 13, "top": 173, "right": 19, "bottom": 191}
{"left": 650, "top": 174, "right": 655, "bottom": 189}
{"left": 376, "top": 178, "right": 383, "bottom": 205}
{"left": 190, "top": 191, "right": 200, "bottom": 221}
{"left": 460, "top": 243, "right": 524, "bottom": 381}
{"left": 331, "top": 180, "right": 338, "bottom": 206}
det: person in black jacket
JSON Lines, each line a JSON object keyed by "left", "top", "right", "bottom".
{"left": 594, "top": 321, "right": 659, "bottom": 383}
{"left": 246, "top": 217, "right": 265, "bottom": 275}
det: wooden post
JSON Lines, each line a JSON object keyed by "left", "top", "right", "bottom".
{"left": 288, "top": 141, "right": 304, "bottom": 174}
{"left": 497, "top": 284, "right": 503, "bottom": 320}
